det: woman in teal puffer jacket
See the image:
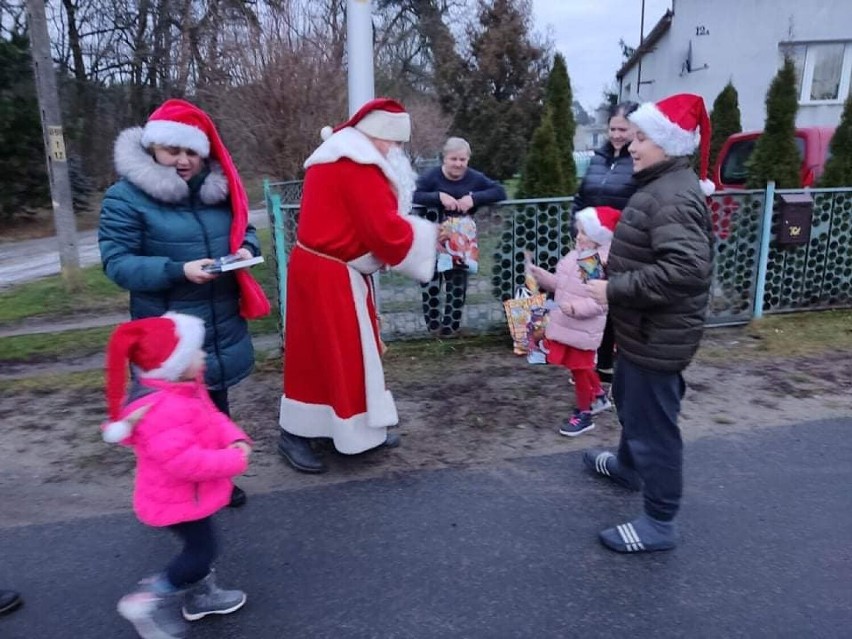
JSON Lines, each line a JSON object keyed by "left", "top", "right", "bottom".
{"left": 99, "top": 99, "right": 270, "bottom": 506}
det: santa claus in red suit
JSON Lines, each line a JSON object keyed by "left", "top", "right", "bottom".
{"left": 277, "top": 98, "right": 438, "bottom": 473}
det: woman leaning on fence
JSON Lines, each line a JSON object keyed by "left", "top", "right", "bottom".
{"left": 413, "top": 137, "right": 507, "bottom": 336}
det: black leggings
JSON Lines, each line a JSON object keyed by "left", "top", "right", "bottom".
{"left": 421, "top": 268, "right": 469, "bottom": 333}
{"left": 166, "top": 516, "right": 218, "bottom": 588}
{"left": 208, "top": 388, "right": 230, "bottom": 417}
{"left": 596, "top": 316, "right": 616, "bottom": 382}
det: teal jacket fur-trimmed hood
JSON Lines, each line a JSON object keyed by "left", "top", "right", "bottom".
{"left": 98, "top": 127, "right": 260, "bottom": 390}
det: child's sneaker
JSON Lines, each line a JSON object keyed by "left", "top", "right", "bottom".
{"left": 590, "top": 391, "right": 613, "bottom": 415}
{"left": 182, "top": 570, "right": 246, "bottom": 621}
{"left": 559, "top": 410, "right": 595, "bottom": 437}
{"left": 117, "top": 585, "right": 187, "bottom": 639}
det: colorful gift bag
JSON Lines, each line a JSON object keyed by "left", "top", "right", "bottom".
{"left": 525, "top": 299, "right": 557, "bottom": 364}
{"left": 437, "top": 216, "right": 479, "bottom": 273}
{"left": 503, "top": 287, "right": 547, "bottom": 355}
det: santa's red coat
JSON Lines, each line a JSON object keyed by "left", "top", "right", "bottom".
{"left": 279, "top": 128, "right": 436, "bottom": 453}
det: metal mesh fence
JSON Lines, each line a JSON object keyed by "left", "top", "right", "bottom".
{"left": 264, "top": 180, "right": 852, "bottom": 341}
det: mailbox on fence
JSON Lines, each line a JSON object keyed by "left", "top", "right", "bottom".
{"left": 777, "top": 192, "right": 813, "bottom": 246}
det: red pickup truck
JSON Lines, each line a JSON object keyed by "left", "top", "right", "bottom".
{"left": 714, "top": 127, "right": 835, "bottom": 190}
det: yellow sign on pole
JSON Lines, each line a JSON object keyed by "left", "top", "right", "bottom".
{"left": 47, "top": 125, "right": 67, "bottom": 162}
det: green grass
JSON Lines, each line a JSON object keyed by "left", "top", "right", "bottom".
{"left": 0, "top": 266, "right": 128, "bottom": 324}
{"left": 0, "top": 229, "right": 280, "bottom": 324}
{"left": 0, "top": 326, "right": 114, "bottom": 362}
{"left": 699, "top": 309, "right": 852, "bottom": 360}
{"left": 0, "top": 369, "right": 103, "bottom": 394}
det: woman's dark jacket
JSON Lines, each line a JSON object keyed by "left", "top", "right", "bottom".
{"left": 572, "top": 142, "right": 637, "bottom": 214}
{"left": 98, "top": 128, "right": 260, "bottom": 390}
{"left": 606, "top": 157, "right": 715, "bottom": 373}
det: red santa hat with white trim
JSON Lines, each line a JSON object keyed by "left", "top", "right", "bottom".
{"left": 628, "top": 93, "right": 716, "bottom": 196}
{"left": 102, "top": 312, "right": 205, "bottom": 443}
{"left": 575, "top": 206, "right": 622, "bottom": 245}
{"left": 320, "top": 97, "right": 411, "bottom": 142}
{"left": 140, "top": 99, "right": 270, "bottom": 319}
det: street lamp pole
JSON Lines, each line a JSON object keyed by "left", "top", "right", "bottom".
{"left": 346, "top": 0, "right": 375, "bottom": 116}
{"left": 637, "top": 0, "right": 646, "bottom": 98}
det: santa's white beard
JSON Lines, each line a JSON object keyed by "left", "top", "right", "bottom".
{"left": 386, "top": 146, "right": 417, "bottom": 214}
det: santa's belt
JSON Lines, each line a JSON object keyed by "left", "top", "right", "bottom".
{"left": 295, "top": 241, "right": 382, "bottom": 275}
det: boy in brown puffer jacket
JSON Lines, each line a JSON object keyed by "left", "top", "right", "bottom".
{"left": 584, "top": 93, "right": 716, "bottom": 554}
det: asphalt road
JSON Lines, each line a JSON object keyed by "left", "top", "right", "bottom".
{"left": 1, "top": 418, "right": 850, "bottom": 638}
{"left": 0, "top": 208, "right": 269, "bottom": 290}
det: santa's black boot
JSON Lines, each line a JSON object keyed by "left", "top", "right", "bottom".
{"left": 277, "top": 430, "right": 327, "bottom": 473}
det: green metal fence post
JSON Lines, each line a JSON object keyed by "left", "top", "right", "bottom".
{"left": 753, "top": 181, "right": 775, "bottom": 319}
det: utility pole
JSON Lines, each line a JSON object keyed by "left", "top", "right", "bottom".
{"left": 26, "top": 0, "right": 82, "bottom": 290}
{"left": 637, "top": 0, "right": 645, "bottom": 98}
{"left": 346, "top": 0, "right": 375, "bottom": 116}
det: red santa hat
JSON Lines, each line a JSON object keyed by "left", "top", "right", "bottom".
{"left": 575, "top": 206, "right": 621, "bottom": 246}
{"left": 102, "top": 313, "right": 205, "bottom": 443}
{"left": 628, "top": 93, "right": 716, "bottom": 196}
{"left": 320, "top": 98, "right": 411, "bottom": 142}
{"left": 141, "top": 99, "right": 270, "bottom": 319}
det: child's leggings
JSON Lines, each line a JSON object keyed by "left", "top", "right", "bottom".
{"left": 571, "top": 367, "right": 602, "bottom": 412}
{"left": 166, "top": 516, "right": 218, "bottom": 588}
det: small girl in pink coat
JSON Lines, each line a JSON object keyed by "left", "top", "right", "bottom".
{"left": 101, "top": 312, "right": 252, "bottom": 639}
{"left": 527, "top": 206, "right": 621, "bottom": 437}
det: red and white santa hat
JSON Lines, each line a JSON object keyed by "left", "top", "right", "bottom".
{"left": 628, "top": 93, "right": 716, "bottom": 196}
{"left": 320, "top": 97, "right": 411, "bottom": 142}
{"left": 140, "top": 99, "right": 270, "bottom": 319}
{"left": 102, "top": 312, "right": 205, "bottom": 443}
{"left": 575, "top": 206, "right": 621, "bottom": 246}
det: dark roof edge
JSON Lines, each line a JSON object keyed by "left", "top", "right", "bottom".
{"left": 616, "top": 9, "right": 674, "bottom": 80}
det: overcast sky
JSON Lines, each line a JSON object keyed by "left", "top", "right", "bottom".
{"left": 531, "top": 0, "right": 672, "bottom": 111}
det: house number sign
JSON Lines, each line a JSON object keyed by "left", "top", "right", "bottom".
{"left": 695, "top": 25, "right": 710, "bottom": 36}
{"left": 47, "top": 126, "right": 67, "bottom": 162}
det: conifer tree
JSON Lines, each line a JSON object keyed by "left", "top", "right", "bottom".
{"left": 709, "top": 82, "right": 742, "bottom": 176}
{"left": 819, "top": 94, "right": 852, "bottom": 187}
{"left": 746, "top": 57, "right": 801, "bottom": 188}
{"left": 517, "top": 109, "right": 565, "bottom": 198}
{"left": 545, "top": 53, "right": 577, "bottom": 194}
{"left": 0, "top": 33, "right": 49, "bottom": 223}
{"left": 450, "top": 0, "right": 548, "bottom": 180}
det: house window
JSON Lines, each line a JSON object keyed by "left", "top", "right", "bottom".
{"left": 624, "top": 82, "right": 632, "bottom": 97}
{"left": 781, "top": 41, "right": 852, "bottom": 104}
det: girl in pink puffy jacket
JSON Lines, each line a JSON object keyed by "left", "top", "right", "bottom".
{"left": 101, "top": 312, "right": 252, "bottom": 639}
{"left": 527, "top": 206, "right": 621, "bottom": 437}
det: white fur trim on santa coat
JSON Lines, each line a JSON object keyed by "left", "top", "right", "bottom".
{"left": 391, "top": 216, "right": 438, "bottom": 283}
{"left": 278, "top": 269, "right": 398, "bottom": 454}
{"left": 574, "top": 207, "right": 612, "bottom": 246}
{"left": 114, "top": 128, "right": 228, "bottom": 205}
{"left": 141, "top": 313, "right": 205, "bottom": 381}
{"left": 305, "top": 127, "right": 403, "bottom": 196}
{"left": 629, "top": 103, "right": 700, "bottom": 157}
{"left": 141, "top": 119, "right": 210, "bottom": 158}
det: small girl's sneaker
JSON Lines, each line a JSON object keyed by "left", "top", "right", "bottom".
{"left": 559, "top": 410, "right": 595, "bottom": 437}
{"left": 590, "top": 392, "right": 613, "bottom": 415}
{"left": 182, "top": 570, "right": 246, "bottom": 621}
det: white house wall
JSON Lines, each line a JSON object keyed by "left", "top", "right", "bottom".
{"left": 619, "top": 0, "right": 851, "bottom": 130}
